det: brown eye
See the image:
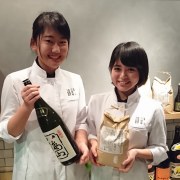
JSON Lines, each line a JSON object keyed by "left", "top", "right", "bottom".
{"left": 46, "top": 40, "right": 53, "bottom": 44}
{"left": 114, "top": 67, "right": 120, "bottom": 71}
{"left": 59, "top": 40, "right": 68, "bottom": 46}
{"left": 128, "top": 68, "right": 137, "bottom": 72}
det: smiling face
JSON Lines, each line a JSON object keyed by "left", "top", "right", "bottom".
{"left": 110, "top": 59, "right": 139, "bottom": 98}
{"left": 109, "top": 42, "right": 149, "bottom": 99}
{"left": 31, "top": 27, "right": 69, "bottom": 74}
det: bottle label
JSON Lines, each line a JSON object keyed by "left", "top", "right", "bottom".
{"left": 171, "top": 143, "right": 180, "bottom": 151}
{"left": 43, "top": 126, "right": 77, "bottom": 162}
{"left": 174, "top": 102, "right": 180, "bottom": 111}
{"left": 156, "top": 167, "right": 170, "bottom": 180}
{"left": 36, "top": 107, "right": 48, "bottom": 117}
{"left": 170, "top": 162, "right": 180, "bottom": 178}
{"left": 148, "top": 172, "right": 154, "bottom": 180}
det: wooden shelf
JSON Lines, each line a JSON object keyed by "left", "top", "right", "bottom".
{"left": 165, "top": 111, "right": 180, "bottom": 120}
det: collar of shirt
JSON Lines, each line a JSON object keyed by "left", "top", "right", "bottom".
{"left": 31, "top": 58, "right": 61, "bottom": 79}
{"left": 35, "top": 58, "right": 56, "bottom": 78}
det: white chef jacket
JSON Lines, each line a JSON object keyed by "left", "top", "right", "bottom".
{"left": 0, "top": 61, "right": 89, "bottom": 180}
{"left": 87, "top": 89, "right": 168, "bottom": 180}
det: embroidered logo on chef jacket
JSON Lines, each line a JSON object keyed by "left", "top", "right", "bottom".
{"left": 61, "top": 87, "right": 79, "bottom": 100}
{"left": 133, "top": 116, "right": 146, "bottom": 128}
{"left": 66, "top": 88, "right": 76, "bottom": 96}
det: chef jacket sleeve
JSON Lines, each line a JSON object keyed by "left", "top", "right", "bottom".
{"left": 146, "top": 104, "right": 168, "bottom": 165}
{"left": 0, "top": 75, "right": 22, "bottom": 143}
{"left": 87, "top": 95, "right": 98, "bottom": 140}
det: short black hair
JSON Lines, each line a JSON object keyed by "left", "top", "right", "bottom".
{"left": 109, "top": 41, "right": 149, "bottom": 87}
{"left": 32, "top": 11, "right": 70, "bottom": 44}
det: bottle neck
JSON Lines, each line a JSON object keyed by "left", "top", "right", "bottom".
{"left": 178, "top": 85, "right": 180, "bottom": 94}
{"left": 173, "top": 126, "right": 180, "bottom": 142}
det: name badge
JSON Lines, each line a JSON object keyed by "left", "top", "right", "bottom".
{"left": 66, "top": 88, "right": 76, "bottom": 96}
{"left": 132, "top": 116, "right": 146, "bottom": 128}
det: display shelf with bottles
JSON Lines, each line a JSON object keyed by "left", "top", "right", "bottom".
{"left": 165, "top": 111, "right": 180, "bottom": 120}
{"left": 165, "top": 83, "right": 180, "bottom": 120}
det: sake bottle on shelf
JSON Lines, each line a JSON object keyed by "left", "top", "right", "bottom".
{"left": 155, "top": 153, "right": 170, "bottom": 180}
{"left": 174, "top": 83, "right": 180, "bottom": 112}
{"left": 23, "top": 78, "right": 81, "bottom": 166}
{"left": 169, "top": 125, "right": 180, "bottom": 179}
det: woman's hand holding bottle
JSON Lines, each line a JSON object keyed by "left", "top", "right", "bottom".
{"left": 21, "top": 84, "right": 40, "bottom": 110}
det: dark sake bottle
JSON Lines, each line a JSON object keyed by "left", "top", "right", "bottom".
{"left": 169, "top": 125, "right": 180, "bottom": 179}
{"left": 23, "top": 79, "right": 81, "bottom": 166}
{"left": 155, "top": 153, "right": 170, "bottom": 180}
{"left": 174, "top": 83, "right": 180, "bottom": 112}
